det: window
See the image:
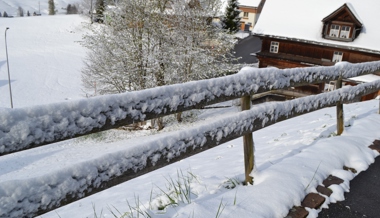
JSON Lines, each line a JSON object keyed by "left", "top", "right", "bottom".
{"left": 340, "top": 26, "right": 350, "bottom": 38}
{"left": 329, "top": 24, "right": 340, "bottom": 37}
{"left": 332, "top": 51, "right": 343, "bottom": 62}
{"left": 270, "top": 41, "right": 279, "bottom": 53}
{"left": 329, "top": 24, "right": 352, "bottom": 39}
{"left": 243, "top": 12, "right": 249, "bottom": 17}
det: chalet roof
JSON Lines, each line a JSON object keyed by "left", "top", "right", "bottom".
{"left": 253, "top": 0, "right": 380, "bottom": 54}
{"left": 321, "top": 3, "right": 362, "bottom": 27}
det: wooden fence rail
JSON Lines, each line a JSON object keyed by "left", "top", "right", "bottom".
{"left": 1, "top": 61, "right": 380, "bottom": 156}
{"left": 1, "top": 61, "right": 380, "bottom": 217}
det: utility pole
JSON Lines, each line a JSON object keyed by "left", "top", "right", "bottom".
{"left": 5, "top": 27, "right": 13, "bottom": 108}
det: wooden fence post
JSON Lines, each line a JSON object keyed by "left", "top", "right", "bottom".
{"left": 336, "top": 75, "right": 344, "bottom": 135}
{"left": 241, "top": 95, "right": 254, "bottom": 184}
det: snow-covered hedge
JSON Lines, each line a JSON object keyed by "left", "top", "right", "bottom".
{"left": 1, "top": 79, "right": 380, "bottom": 217}
{"left": 0, "top": 61, "right": 380, "bottom": 156}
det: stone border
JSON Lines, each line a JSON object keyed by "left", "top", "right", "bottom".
{"left": 285, "top": 140, "right": 380, "bottom": 218}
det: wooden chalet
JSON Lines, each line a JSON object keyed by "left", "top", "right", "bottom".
{"left": 253, "top": 0, "right": 380, "bottom": 97}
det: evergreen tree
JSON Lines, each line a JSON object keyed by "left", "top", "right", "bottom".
{"left": 67, "top": 4, "right": 79, "bottom": 14}
{"left": 0, "top": 12, "right": 2, "bottom": 17}
{"left": 221, "top": 0, "right": 241, "bottom": 33}
{"left": 27, "top": 11, "right": 31, "bottom": 16}
{"left": 67, "top": 4, "right": 72, "bottom": 14}
{"left": 95, "top": 0, "right": 105, "bottom": 22}
{"left": 48, "top": 0, "right": 56, "bottom": 15}
{"left": 72, "top": 5, "right": 78, "bottom": 14}
{"left": 18, "top": 6, "right": 24, "bottom": 17}
{"left": 3, "top": 11, "right": 8, "bottom": 17}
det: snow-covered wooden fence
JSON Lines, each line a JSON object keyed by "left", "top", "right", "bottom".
{"left": 1, "top": 61, "right": 380, "bottom": 217}
{"left": 1, "top": 61, "right": 380, "bottom": 156}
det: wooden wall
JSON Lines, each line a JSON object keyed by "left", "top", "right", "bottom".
{"left": 259, "top": 38, "right": 380, "bottom": 65}
{"left": 257, "top": 37, "right": 380, "bottom": 95}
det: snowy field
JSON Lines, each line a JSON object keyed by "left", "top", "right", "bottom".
{"left": 0, "top": 15, "right": 88, "bottom": 108}
{"left": 0, "top": 10, "right": 380, "bottom": 218}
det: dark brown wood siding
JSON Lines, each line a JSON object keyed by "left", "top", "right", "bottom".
{"left": 256, "top": 36, "right": 380, "bottom": 95}
{"left": 259, "top": 38, "right": 380, "bottom": 67}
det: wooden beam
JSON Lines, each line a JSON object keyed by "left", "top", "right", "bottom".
{"left": 1, "top": 62, "right": 380, "bottom": 156}
{"left": 336, "top": 76, "right": 344, "bottom": 135}
{"left": 241, "top": 95, "right": 254, "bottom": 185}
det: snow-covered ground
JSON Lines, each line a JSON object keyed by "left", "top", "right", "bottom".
{"left": 0, "top": 12, "right": 380, "bottom": 218}
{"left": 0, "top": 15, "right": 88, "bottom": 108}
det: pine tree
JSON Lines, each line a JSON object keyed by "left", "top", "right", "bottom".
{"left": 27, "top": 11, "right": 31, "bottom": 16}
{"left": 18, "top": 6, "right": 24, "bottom": 17}
{"left": 221, "top": 0, "right": 241, "bottom": 33}
{"left": 72, "top": 5, "right": 78, "bottom": 14}
{"left": 0, "top": 12, "right": 2, "bottom": 17}
{"left": 67, "top": 4, "right": 79, "bottom": 14}
{"left": 95, "top": 0, "right": 105, "bottom": 22}
{"left": 48, "top": 0, "right": 56, "bottom": 15}
{"left": 3, "top": 11, "right": 8, "bottom": 17}
{"left": 67, "top": 4, "right": 72, "bottom": 14}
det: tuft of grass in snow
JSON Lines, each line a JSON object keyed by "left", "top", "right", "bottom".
{"left": 159, "top": 170, "right": 196, "bottom": 207}
{"left": 92, "top": 203, "right": 104, "bottom": 218}
{"left": 304, "top": 161, "right": 322, "bottom": 191}
{"left": 91, "top": 169, "right": 237, "bottom": 217}
{"left": 233, "top": 189, "right": 238, "bottom": 206}
{"left": 149, "top": 170, "right": 199, "bottom": 211}
{"left": 222, "top": 177, "right": 242, "bottom": 189}
{"left": 124, "top": 195, "right": 152, "bottom": 218}
{"left": 105, "top": 195, "right": 152, "bottom": 218}
{"left": 215, "top": 198, "right": 226, "bottom": 218}
{"left": 328, "top": 132, "right": 338, "bottom": 138}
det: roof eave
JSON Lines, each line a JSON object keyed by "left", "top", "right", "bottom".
{"left": 253, "top": 33, "right": 380, "bottom": 55}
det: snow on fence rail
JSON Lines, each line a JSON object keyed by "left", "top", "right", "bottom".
{"left": 1, "top": 61, "right": 380, "bottom": 156}
{"left": 1, "top": 61, "right": 380, "bottom": 217}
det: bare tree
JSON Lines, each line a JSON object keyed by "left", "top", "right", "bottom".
{"left": 81, "top": 0, "right": 241, "bottom": 129}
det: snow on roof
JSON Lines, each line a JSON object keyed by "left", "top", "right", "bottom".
{"left": 253, "top": 0, "right": 380, "bottom": 54}
{"left": 348, "top": 74, "right": 380, "bottom": 83}
{"left": 239, "top": 0, "right": 261, "bottom": 7}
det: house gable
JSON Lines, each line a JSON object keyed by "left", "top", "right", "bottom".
{"left": 321, "top": 3, "right": 363, "bottom": 42}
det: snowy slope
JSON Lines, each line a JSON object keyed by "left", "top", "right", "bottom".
{"left": 0, "top": 0, "right": 81, "bottom": 16}
{"left": 0, "top": 15, "right": 88, "bottom": 108}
